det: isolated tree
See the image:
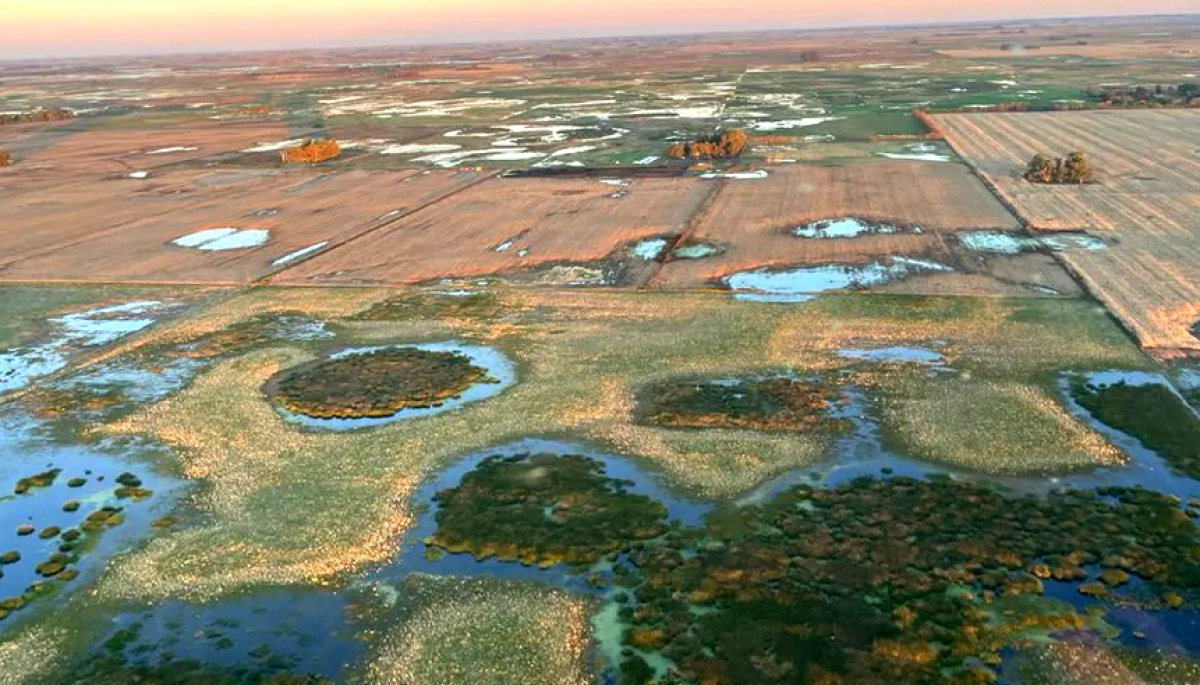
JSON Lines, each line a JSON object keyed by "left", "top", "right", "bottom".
{"left": 280, "top": 138, "right": 341, "bottom": 164}
{"left": 1061, "top": 151, "right": 1094, "bottom": 184}
{"left": 664, "top": 129, "right": 748, "bottom": 160}
{"left": 1023, "top": 153, "right": 1055, "bottom": 183}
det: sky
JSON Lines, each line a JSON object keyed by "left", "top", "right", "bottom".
{"left": 4, "top": 0, "right": 1197, "bottom": 59}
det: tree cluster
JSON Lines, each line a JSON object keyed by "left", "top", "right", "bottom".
{"left": 666, "top": 129, "right": 748, "bottom": 160}
{"left": 0, "top": 108, "right": 74, "bottom": 126}
{"left": 1023, "top": 151, "right": 1094, "bottom": 184}
{"left": 1088, "top": 83, "right": 1200, "bottom": 107}
{"left": 280, "top": 139, "right": 341, "bottom": 164}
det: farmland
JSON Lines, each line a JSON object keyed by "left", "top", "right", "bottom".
{"left": 274, "top": 176, "right": 713, "bottom": 286}
{"left": 2, "top": 13, "right": 1200, "bottom": 685}
{"left": 934, "top": 110, "right": 1200, "bottom": 354}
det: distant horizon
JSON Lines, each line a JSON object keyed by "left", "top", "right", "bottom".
{"left": 3, "top": 3, "right": 1199, "bottom": 62}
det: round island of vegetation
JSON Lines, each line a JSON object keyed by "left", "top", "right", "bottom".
{"left": 274, "top": 346, "right": 499, "bottom": 420}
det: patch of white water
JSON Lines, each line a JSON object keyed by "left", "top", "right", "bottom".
{"left": 172, "top": 228, "right": 270, "bottom": 251}
{"left": 725, "top": 257, "right": 953, "bottom": 303}
{"left": 242, "top": 139, "right": 305, "bottom": 153}
{"left": 701, "top": 169, "right": 768, "bottom": 180}
{"left": 958, "top": 232, "right": 1042, "bottom": 254}
{"left": 839, "top": 347, "right": 945, "bottom": 365}
{"left": 794, "top": 217, "right": 914, "bottom": 239}
{"left": 146, "top": 146, "right": 199, "bottom": 155}
{"left": 877, "top": 152, "right": 953, "bottom": 162}
{"left": 750, "top": 117, "right": 842, "bottom": 132}
{"left": 126, "top": 171, "right": 150, "bottom": 179}
{"left": 271, "top": 241, "right": 330, "bottom": 266}
{"left": 630, "top": 238, "right": 669, "bottom": 261}
{"left": 0, "top": 301, "right": 171, "bottom": 395}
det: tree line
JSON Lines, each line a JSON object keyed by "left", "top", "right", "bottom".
{"left": 280, "top": 139, "right": 341, "bottom": 164}
{"left": 0, "top": 108, "right": 74, "bottom": 126}
{"left": 666, "top": 129, "right": 748, "bottom": 160}
{"left": 1088, "top": 83, "right": 1200, "bottom": 108}
{"left": 1024, "top": 151, "right": 1094, "bottom": 185}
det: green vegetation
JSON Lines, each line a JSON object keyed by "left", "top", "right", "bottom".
{"left": 15, "top": 469, "right": 61, "bottom": 494}
{"left": 354, "top": 291, "right": 501, "bottom": 321}
{"left": 1073, "top": 381, "right": 1200, "bottom": 479}
{"left": 1024, "top": 151, "right": 1095, "bottom": 184}
{"left": 428, "top": 453, "right": 669, "bottom": 567}
{"left": 613, "top": 478, "right": 1200, "bottom": 685}
{"left": 274, "top": 347, "right": 496, "bottom": 419}
{"left": 637, "top": 377, "right": 851, "bottom": 433}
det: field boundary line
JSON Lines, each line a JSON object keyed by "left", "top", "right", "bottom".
{"left": 641, "top": 178, "right": 727, "bottom": 290}
{"left": 261, "top": 169, "right": 500, "bottom": 285}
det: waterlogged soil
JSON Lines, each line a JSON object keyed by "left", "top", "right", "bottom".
{"left": 958, "top": 231, "right": 1108, "bottom": 255}
{"left": 636, "top": 377, "right": 853, "bottom": 433}
{"left": 383, "top": 439, "right": 709, "bottom": 588}
{"left": 792, "top": 217, "right": 920, "bottom": 239}
{"left": 723, "top": 257, "right": 954, "bottom": 303}
{"left": 272, "top": 344, "right": 503, "bottom": 421}
{"left": 426, "top": 452, "right": 671, "bottom": 568}
{"left": 0, "top": 300, "right": 176, "bottom": 395}
{"left": 609, "top": 479, "right": 1200, "bottom": 685}
{"left": 0, "top": 410, "right": 180, "bottom": 630}
{"left": 670, "top": 242, "right": 724, "bottom": 260}
{"left": 1070, "top": 373, "right": 1200, "bottom": 481}
{"left": 58, "top": 589, "right": 359, "bottom": 685}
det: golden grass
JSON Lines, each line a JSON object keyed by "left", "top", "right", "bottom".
{"left": 366, "top": 577, "right": 590, "bottom": 685}
{"left": 79, "top": 288, "right": 1147, "bottom": 603}
{"left": 0, "top": 628, "right": 67, "bottom": 685}
{"left": 881, "top": 376, "right": 1124, "bottom": 474}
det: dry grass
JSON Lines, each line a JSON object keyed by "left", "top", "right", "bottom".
{"left": 274, "top": 176, "right": 714, "bottom": 286}
{"left": 651, "top": 162, "right": 1022, "bottom": 291}
{"left": 0, "top": 170, "right": 475, "bottom": 284}
{"left": 366, "top": 577, "right": 590, "bottom": 685}
{"left": 934, "top": 110, "right": 1200, "bottom": 353}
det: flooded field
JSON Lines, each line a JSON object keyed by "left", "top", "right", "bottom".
{"left": 724, "top": 257, "right": 953, "bottom": 302}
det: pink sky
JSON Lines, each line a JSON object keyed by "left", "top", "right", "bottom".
{"left": 4, "top": 1, "right": 1198, "bottom": 59}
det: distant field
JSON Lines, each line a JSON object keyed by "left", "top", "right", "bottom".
{"left": 0, "top": 169, "right": 477, "bottom": 284}
{"left": 652, "top": 161, "right": 1028, "bottom": 291}
{"left": 274, "top": 176, "right": 714, "bottom": 286}
{"left": 934, "top": 110, "right": 1200, "bottom": 354}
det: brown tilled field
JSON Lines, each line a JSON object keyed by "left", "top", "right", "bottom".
{"left": 0, "top": 169, "right": 478, "bottom": 284}
{"left": 273, "top": 176, "right": 714, "bottom": 286}
{"left": 650, "top": 162, "right": 1025, "bottom": 291}
{"left": 933, "top": 110, "right": 1200, "bottom": 354}
{"left": 10, "top": 120, "right": 289, "bottom": 175}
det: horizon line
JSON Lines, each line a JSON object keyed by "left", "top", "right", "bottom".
{"left": 3, "top": 11, "right": 1198, "bottom": 64}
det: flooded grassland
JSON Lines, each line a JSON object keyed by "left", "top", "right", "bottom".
{"left": 3, "top": 285, "right": 1197, "bottom": 685}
